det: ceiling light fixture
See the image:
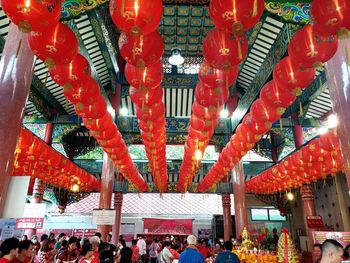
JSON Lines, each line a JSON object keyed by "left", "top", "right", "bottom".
{"left": 286, "top": 192, "right": 294, "bottom": 201}
{"left": 71, "top": 183, "right": 79, "bottom": 192}
{"left": 220, "top": 109, "right": 229, "bottom": 119}
{"left": 119, "top": 107, "right": 129, "bottom": 116}
{"left": 326, "top": 114, "right": 339, "bottom": 129}
{"left": 195, "top": 149, "right": 203, "bottom": 161}
{"left": 168, "top": 47, "right": 184, "bottom": 66}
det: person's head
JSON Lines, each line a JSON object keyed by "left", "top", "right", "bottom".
{"left": 21, "top": 235, "right": 28, "bottom": 241}
{"left": 94, "top": 232, "right": 102, "bottom": 239}
{"left": 153, "top": 238, "right": 158, "bottom": 243}
{"left": 321, "top": 239, "right": 344, "bottom": 263}
{"left": 224, "top": 241, "right": 233, "bottom": 251}
{"left": 120, "top": 247, "right": 133, "bottom": 263}
{"left": 215, "top": 243, "right": 222, "bottom": 250}
{"left": 131, "top": 239, "right": 137, "bottom": 246}
{"left": 165, "top": 234, "right": 171, "bottom": 242}
{"left": 81, "top": 243, "right": 93, "bottom": 259}
{"left": 58, "top": 233, "right": 66, "bottom": 242}
{"left": 40, "top": 234, "right": 48, "bottom": 243}
{"left": 343, "top": 245, "right": 350, "bottom": 259}
{"left": 187, "top": 235, "right": 197, "bottom": 245}
{"left": 67, "top": 236, "right": 78, "bottom": 252}
{"left": 89, "top": 236, "right": 100, "bottom": 252}
{"left": 49, "top": 233, "right": 55, "bottom": 240}
{"left": 119, "top": 235, "right": 124, "bottom": 240}
{"left": 61, "top": 240, "right": 68, "bottom": 249}
{"left": 313, "top": 244, "right": 322, "bottom": 261}
{"left": 99, "top": 242, "right": 110, "bottom": 252}
{"left": 18, "top": 240, "right": 34, "bottom": 259}
{"left": 106, "top": 234, "right": 112, "bottom": 243}
{"left": 41, "top": 240, "right": 52, "bottom": 252}
{"left": 0, "top": 238, "right": 20, "bottom": 259}
{"left": 163, "top": 241, "right": 171, "bottom": 248}
{"left": 99, "top": 250, "right": 114, "bottom": 263}
{"left": 31, "top": 235, "right": 38, "bottom": 244}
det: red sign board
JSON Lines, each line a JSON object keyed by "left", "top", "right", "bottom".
{"left": 143, "top": 218, "right": 192, "bottom": 235}
{"left": 306, "top": 216, "right": 324, "bottom": 228}
{"left": 73, "top": 229, "right": 97, "bottom": 238}
{"left": 16, "top": 218, "right": 44, "bottom": 229}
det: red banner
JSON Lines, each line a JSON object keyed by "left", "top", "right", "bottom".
{"left": 306, "top": 216, "right": 324, "bottom": 228}
{"left": 143, "top": 219, "right": 192, "bottom": 235}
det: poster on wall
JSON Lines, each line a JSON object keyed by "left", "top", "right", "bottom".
{"left": 198, "top": 229, "right": 212, "bottom": 240}
{"left": 0, "top": 219, "right": 24, "bottom": 240}
{"left": 121, "top": 223, "right": 135, "bottom": 243}
{"left": 313, "top": 231, "right": 350, "bottom": 247}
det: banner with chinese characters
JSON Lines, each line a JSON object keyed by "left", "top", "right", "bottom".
{"left": 143, "top": 218, "right": 192, "bottom": 235}
{"left": 313, "top": 231, "right": 350, "bottom": 247}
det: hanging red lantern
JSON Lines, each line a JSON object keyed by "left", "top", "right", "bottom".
{"left": 236, "top": 124, "right": 261, "bottom": 144}
{"left": 242, "top": 113, "right": 271, "bottom": 135}
{"left": 203, "top": 28, "right": 248, "bottom": 70}
{"left": 49, "top": 54, "right": 91, "bottom": 88}
{"left": 125, "top": 61, "right": 163, "bottom": 89}
{"left": 311, "top": 0, "right": 350, "bottom": 37}
{"left": 190, "top": 115, "right": 218, "bottom": 132}
{"left": 308, "top": 139, "right": 327, "bottom": 161}
{"left": 192, "top": 101, "right": 221, "bottom": 120}
{"left": 198, "top": 61, "right": 238, "bottom": 88}
{"left": 119, "top": 31, "right": 164, "bottom": 68}
{"left": 260, "top": 81, "right": 296, "bottom": 109}
{"left": 209, "top": 0, "right": 265, "bottom": 36}
{"left": 195, "top": 82, "right": 230, "bottom": 108}
{"left": 129, "top": 86, "right": 163, "bottom": 107}
{"left": 83, "top": 113, "right": 114, "bottom": 131}
{"left": 64, "top": 78, "right": 100, "bottom": 105}
{"left": 251, "top": 98, "right": 283, "bottom": 123}
{"left": 230, "top": 134, "right": 251, "bottom": 156}
{"left": 288, "top": 25, "right": 339, "bottom": 69}
{"left": 1, "top": 0, "right": 61, "bottom": 33}
{"left": 273, "top": 56, "right": 316, "bottom": 96}
{"left": 135, "top": 102, "right": 165, "bottom": 121}
{"left": 319, "top": 131, "right": 340, "bottom": 152}
{"left": 188, "top": 127, "right": 212, "bottom": 142}
{"left": 28, "top": 23, "right": 78, "bottom": 67}
{"left": 138, "top": 117, "right": 165, "bottom": 132}
{"left": 109, "top": 0, "right": 163, "bottom": 37}
{"left": 17, "top": 129, "right": 34, "bottom": 150}
{"left": 75, "top": 95, "right": 107, "bottom": 119}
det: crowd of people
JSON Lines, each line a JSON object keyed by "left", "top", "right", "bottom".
{"left": 0, "top": 232, "right": 349, "bottom": 263}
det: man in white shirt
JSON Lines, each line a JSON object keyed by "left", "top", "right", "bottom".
{"left": 160, "top": 242, "right": 174, "bottom": 263}
{"left": 137, "top": 236, "right": 147, "bottom": 262}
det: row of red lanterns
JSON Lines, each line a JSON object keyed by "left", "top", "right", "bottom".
{"left": 197, "top": 2, "right": 350, "bottom": 192}
{"left": 110, "top": 0, "right": 168, "bottom": 193}
{"left": 177, "top": 0, "right": 265, "bottom": 192}
{"left": 1, "top": 0, "right": 148, "bottom": 192}
{"left": 246, "top": 131, "right": 344, "bottom": 194}
{"left": 12, "top": 128, "right": 99, "bottom": 191}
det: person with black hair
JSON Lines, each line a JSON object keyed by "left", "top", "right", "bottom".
{"left": 10, "top": 240, "right": 34, "bottom": 263}
{"left": 106, "top": 234, "right": 113, "bottom": 244}
{"left": 312, "top": 244, "right": 322, "bottom": 263}
{"left": 99, "top": 250, "right": 114, "bottom": 263}
{"left": 214, "top": 241, "right": 240, "bottom": 263}
{"left": 320, "top": 239, "right": 344, "bottom": 263}
{"left": 159, "top": 242, "right": 173, "bottom": 263}
{"left": 56, "top": 236, "right": 79, "bottom": 263}
{"left": 0, "top": 238, "right": 20, "bottom": 263}
{"left": 344, "top": 244, "right": 350, "bottom": 260}
{"left": 40, "top": 235, "right": 48, "bottom": 244}
{"left": 130, "top": 240, "right": 139, "bottom": 263}
{"left": 94, "top": 233, "right": 102, "bottom": 240}
{"left": 148, "top": 238, "right": 158, "bottom": 263}
{"left": 78, "top": 243, "right": 93, "bottom": 263}
{"left": 54, "top": 233, "right": 67, "bottom": 251}
{"left": 119, "top": 247, "right": 132, "bottom": 263}
{"left": 21, "top": 236, "right": 28, "bottom": 242}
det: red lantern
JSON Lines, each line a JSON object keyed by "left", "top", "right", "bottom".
{"left": 236, "top": 124, "right": 261, "bottom": 144}
{"left": 75, "top": 95, "right": 107, "bottom": 119}
{"left": 209, "top": 0, "right": 265, "bottom": 36}
{"left": 119, "top": 31, "right": 164, "bottom": 68}
{"left": 138, "top": 117, "right": 165, "bottom": 132}
{"left": 28, "top": 22, "right": 78, "bottom": 67}
{"left": 192, "top": 101, "right": 220, "bottom": 120}
{"left": 190, "top": 115, "right": 218, "bottom": 132}
{"left": 288, "top": 25, "right": 339, "bottom": 69}
{"left": 135, "top": 102, "right": 165, "bottom": 121}
{"left": 203, "top": 28, "right": 248, "bottom": 70}
{"left": 64, "top": 78, "right": 100, "bottom": 105}
{"left": 1, "top": 0, "right": 61, "bottom": 33}
{"left": 242, "top": 113, "right": 271, "bottom": 135}
{"left": 109, "top": 0, "right": 163, "bottom": 37}
{"left": 251, "top": 99, "right": 283, "bottom": 123}
{"left": 129, "top": 86, "right": 163, "bottom": 107}
{"left": 125, "top": 61, "right": 163, "bottom": 89}
{"left": 17, "top": 129, "right": 34, "bottom": 150}
{"left": 195, "top": 82, "right": 230, "bottom": 108}
{"left": 83, "top": 113, "right": 114, "bottom": 131}
{"left": 260, "top": 81, "right": 296, "bottom": 109}
{"left": 198, "top": 61, "right": 238, "bottom": 88}
{"left": 319, "top": 131, "right": 340, "bottom": 152}
{"left": 273, "top": 56, "right": 316, "bottom": 96}
{"left": 311, "top": 0, "right": 350, "bottom": 37}
{"left": 230, "top": 135, "right": 251, "bottom": 156}
{"left": 49, "top": 54, "right": 91, "bottom": 88}
{"left": 308, "top": 140, "right": 327, "bottom": 161}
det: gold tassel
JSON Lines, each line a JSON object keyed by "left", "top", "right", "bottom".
{"left": 299, "top": 100, "right": 303, "bottom": 116}
{"left": 121, "top": 0, "right": 125, "bottom": 16}
{"left": 16, "top": 39, "right": 22, "bottom": 58}
{"left": 252, "top": 0, "right": 258, "bottom": 18}
{"left": 133, "top": 41, "right": 137, "bottom": 60}
{"left": 280, "top": 119, "right": 283, "bottom": 129}
{"left": 44, "top": 71, "right": 49, "bottom": 86}
{"left": 257, "top": 143, "right": 260, "bottom": 152}
{"left": 237, "top": 40, "right": 242, "bottom": 60}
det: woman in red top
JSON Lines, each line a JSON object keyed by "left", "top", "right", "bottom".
{"left": 197, "top": 240, "right": 211, "bottom": 259}
{"left": 131, "top": 240, "right": 139, "bottom": 263}
{"left": 0, "top": 238, "right": 20, "bottom": 263}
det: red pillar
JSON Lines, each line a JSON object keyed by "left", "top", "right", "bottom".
{"left": 291, "top": 112, "right": 304, "bottom": 147}
{"left": 222, "top": 193, "right": 232, "bottom": 241}
{"left": 0, "top": 24, "right": 35, "bottom": 216}
{"left": 232, "top": 160, "right": 247, "bottom": 239}
{"left": 97, "top": 152, "right": 115, "bottom": 241}
{"left": 26, "top": 122, "right": 54, "bottom": 238}
{"left": 112, "top": 191, "right": 123, "bottom": 244}
{"left": 270, "top": 132, "right": 278, "bottom": 163}
{"left": 325, "top": 38, "right": 350, "bottom": 192}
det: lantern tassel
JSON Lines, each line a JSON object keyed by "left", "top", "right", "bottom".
{"left": 237, "top": 40, "right": 242, "bottom": 60}
{"left": 121, "top": 0, "right": 125, "bottom": 16}
{"left": 252, "top": 0, "right": 258, "bottom": 17}
{"left": 323, "top": 179, "right": 327, "bottom": 188}
{"left": 280, "top": 119, "right": 283, "bottom": 129}
{"left": 44, "top": 72, "right": 49, "bottom": 86}
{"left": 299, "top": 100, "right": 303, "bottom": 116}
{"left": 15, "top": 39, "right": 24, "bottom": 59}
